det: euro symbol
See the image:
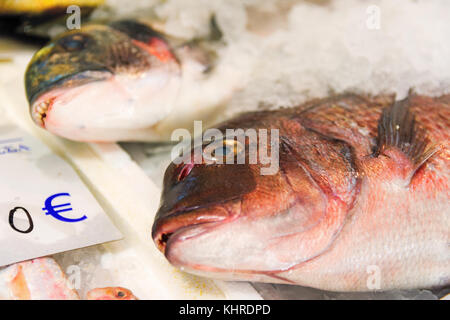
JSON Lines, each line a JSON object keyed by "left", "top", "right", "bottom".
{"left": 42, "top": 193, "right": 87, "bottom": 223}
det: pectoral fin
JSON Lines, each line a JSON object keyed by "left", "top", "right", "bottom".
{"left": 375, "top": 93, "right": 439, "bottom": 183}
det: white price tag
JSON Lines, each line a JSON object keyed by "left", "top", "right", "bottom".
{"left": 0, "top": 124, "right": 122, "bottom": 267}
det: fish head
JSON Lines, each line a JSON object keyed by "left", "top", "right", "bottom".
{"left": 152, "top": 112, "right": 357, "bottom": 281}
{"left": 86, "top": 287, "right": 138, "bottom": 300}
{"left": 25, "top": 22, "right": 181, "bottom": 141}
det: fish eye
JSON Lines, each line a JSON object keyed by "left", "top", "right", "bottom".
{"left": 213, "top": 145, "right": 232, "bottom": 158}
{"left": 58, "top": 34, "right": 90, "bottom": 52}
{"left": 115, "top": 289, "right": 126, "bottom": 298}
{"left": 204, "top": 139, "right": 244, "bottom": 162}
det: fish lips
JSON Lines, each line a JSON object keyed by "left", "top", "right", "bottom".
{"left": 28, "top": 69, "right": 113, "bottom": 128}
{"left": 152, "top": 205, "right": 234, "bottom": 257}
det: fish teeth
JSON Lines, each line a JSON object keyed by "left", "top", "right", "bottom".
{"left": 32, "top": 100, "right": 51, "bottom": 127}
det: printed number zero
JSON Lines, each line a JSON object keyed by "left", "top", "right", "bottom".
{"left": 9, "top": 207, "right": 34, "bottom": 233}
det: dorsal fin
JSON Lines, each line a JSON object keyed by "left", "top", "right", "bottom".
{"left": 109, "top": 20, "right": 164, "bottom": 43}
{"left": 375, "top": 94, "right": 438, "bottom": 181}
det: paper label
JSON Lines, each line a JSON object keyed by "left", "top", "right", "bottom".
{"left": 0, "top": 125, "right": 122, "bottom": 267}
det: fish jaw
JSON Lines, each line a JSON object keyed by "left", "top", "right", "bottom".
{"left": 30, "top": 66, "right": 181, "bottom": 142}
{"left": 161, "top": 200, "right": 348, "bottom": 281}
{"left": 152, "top": 205, "right": 232, "bottom": 254}
{"left": 153, "top": 189, "right": 349, "bottom": 280}
{"left": 161, "top": 216, "right": 289, "bottom": 274}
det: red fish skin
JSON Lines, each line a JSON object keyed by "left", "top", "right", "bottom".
{"left": 288, "top": 94, "right": 448, "bottom": 290}
{"left": 272, "top": 94, "right": 449, "bottom": 290}
{"left": 154, "top": 93, "right": 449, "bottom": 291}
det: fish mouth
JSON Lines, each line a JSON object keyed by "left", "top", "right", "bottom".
{"left": 31, "top": 97, "right": 53, "bottom": 128}
{"left": 152, "top": 206, "right": 230, "bottom": 255}
{"left": 28, "top": 69, "right": 112, "bottom": 128}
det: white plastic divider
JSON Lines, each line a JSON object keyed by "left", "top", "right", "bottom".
{"left": 0, "top": 47, "right": 261, "bottom": 300}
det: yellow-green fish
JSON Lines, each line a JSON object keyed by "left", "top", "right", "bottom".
{"left": 25, "top": 18, "right": 237, "bottom": 142}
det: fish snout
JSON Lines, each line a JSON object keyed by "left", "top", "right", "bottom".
{"left": 27, "top": 69, "right": 112, "bottom": 128}
{"left": 152, "top": 206, "right": 231, "bottom": 255}
{"left": 153, "top": 158, "right": 256, "bottom": 258}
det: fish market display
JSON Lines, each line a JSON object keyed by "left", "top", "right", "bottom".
{"left": 25, "top": 18, "right": 240, "bottom": 142}
{"left": 152, "top": 93, "right": 449, "bottom": 292}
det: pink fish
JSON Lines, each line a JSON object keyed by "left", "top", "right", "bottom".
{"left": 0, "top": 257, "right": 79, "bottom": 300}
{"left": 152, "top": 93, "right": 449, "bottom": 292}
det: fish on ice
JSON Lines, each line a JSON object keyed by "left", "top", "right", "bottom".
{"left": 25, "top": 18, "right": 242, "bottom": 142}
{"left": 152, "top": 93, "right": 449, "bottom": 292}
